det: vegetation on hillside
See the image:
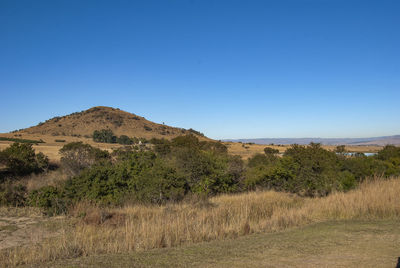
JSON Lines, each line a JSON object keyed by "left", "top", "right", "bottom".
{"left": 92, "top": 129, "right": 140, "bottom": 145}
{"left": 13, "top": 106, "right": 204, "bottom": 140}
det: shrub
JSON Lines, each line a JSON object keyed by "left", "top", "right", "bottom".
{"left": 93, "top": 129, "right": 117, "bottom": 143}
{"left": 63, "top": 151, "right": 184, "bottom": 205}
{"left": 376, "top": 145, "right": 400, "bottom": 161}
{"left": 0, "top": 143, "right": 49, "bottom": 176}
{"left": 127, "top": 159, "right": 187, "bottom": 204}
{"left": 187, "top": 128, "right": 205, "bottom": 137}
{"left": 264, "top": 147, "right": 279, "bottom": 155}
{"left": 150, "top": 138, "right": 172, "bottom": 156}
{"left": 29, "top": 186, "right": 68, "bottom": 216}
{"left": 64, "top": 163, "right": 129, "bottom": 205}
{"left": 117, "top": 135, "right": 133, "bottom": 145}
{"left": 59, "top": 142, "right": 110, "bottom": 176}
{"left": 245, "top": 143, "right": 357, "bottom": 197}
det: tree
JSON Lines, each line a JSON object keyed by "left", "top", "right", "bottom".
{"left": 59, "top": 142, "right": 110, "bottom": 176}
{"left": 0, "top": 143, "right": 49, "bottom": 176}
{"left": 264, "top": 147, "right": 279, "bottom": 155}
{"left": 335, "top": 145, "right": 346, "bottom": 154}
{"left": 117, "top": 135, "right": 133, "bottom": 145}
{"left": 93, "top": 129, "right": 117, "bottom": 143}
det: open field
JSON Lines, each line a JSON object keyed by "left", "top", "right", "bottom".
{"left": 0, "top": 133, "right": 125, "bottom": 161}
{"left": 1, "top": 177, "right": 399, "bottom": 267}
{"left": 46, "top": 219, "right": 400, "bottom": 268}
{"left": 0, "top": 133, "right": 384, "bottom": 161}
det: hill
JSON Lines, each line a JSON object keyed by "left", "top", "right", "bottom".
{"left": 9, "top": 106, "right": 207, "bottom": 140}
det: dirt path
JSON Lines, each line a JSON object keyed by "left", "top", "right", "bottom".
{"left": 0, "top": 215, "right": 61, "bottom": 250}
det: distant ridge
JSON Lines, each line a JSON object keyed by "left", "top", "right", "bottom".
{"left": 224, "top": 135, "right": 400, "bottom": 146}
{"left": 11, "top": 106, "right": 208, "bottom": 140}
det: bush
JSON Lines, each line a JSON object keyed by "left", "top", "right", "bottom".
{"left": 59, "top": 142, "right": 110, "bottom": 176}
{"left": 0, "top": 143, "right": 49, "bottom": 176}
{"left": 127, "top": 159, "right": 187, "bottom": 204}
{"left": 116, "top": 135, "right": 133, "bottom": 145}
{"left": 64, "top": 162, "right": 129, "bottom": 205}
{"left": 150, "top": 138, "right": 172, "bottom": 156}
{"left": 264, "top": 147, "right": 279, "bottom": 155}
{"left": 187, "top": 128, "right": 204, "bottom": 137}
{"left": 245, "top": 143, "right": 357, "bottom": 197}
{"left": 93, "top": 129, "right": 117, "bottom": 143}
{"left": 63, "top": 151, "right": 187, "bottom": 205}
{"left": 376, "top": 145, "right": 400, "bottom": 161}
{"left": 29, "top": 186, "right": 67, "bottom": 216}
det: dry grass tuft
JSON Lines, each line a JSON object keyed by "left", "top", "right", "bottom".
{"left": 1, "top": 177, "right": 400, "bottom": 266}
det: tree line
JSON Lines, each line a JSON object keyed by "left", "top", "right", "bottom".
{"left": 1, "top": 135, "right": 400, "bottom": 215}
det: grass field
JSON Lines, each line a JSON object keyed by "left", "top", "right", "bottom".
{"left": 46, "top": 219, "right": 400, "bottom": 268}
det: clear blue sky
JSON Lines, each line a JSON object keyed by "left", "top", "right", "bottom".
{"left": 1, "top": 0, "right": 399, "bottom": 139}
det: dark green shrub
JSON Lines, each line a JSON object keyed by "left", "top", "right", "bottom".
{"left": 187, "top": 128, "right": 205, "bottom": 137}
{"left": 245, "top": 143, "right": 355, "bottom": 197}
{"left": 127, "top": 159, "right": 187, "bottom": 204}
{"left": 150, "top": 138, "right": 172, "bottom": 156}
{"left": 376, "top": 145, "right": 400, "bottom": 161}
{"left": 0, "top": 143, "right": 49, "bottom": 175}
{"left": 29, "top": 186, "right": 67, "bottom": 216}
{"left": 93, "top": 129, "right": 117, "bottom": 143}
{"left": 200, "top": 141, "right": 228, "bottom": 154}
{"left": 171, "top": 134, "right": 200, "bottom": 149}
{"left": 248, "top": 154, "right": 272, "bottom": 168}
{"left": 117, "top": 135, "right": 133, "bottom": 145}
{"left": 264, "top": 147, "right": 279, "bottom": 155}
{"left": 64, "top": 163, "right": 129, "bottom": 205}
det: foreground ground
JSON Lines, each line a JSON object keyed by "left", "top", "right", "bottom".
{"left": 0, "top": 208, "right": 65, "bottom": 251}
{"left": 43, "top": 220, "right": 400, "bottom": 268}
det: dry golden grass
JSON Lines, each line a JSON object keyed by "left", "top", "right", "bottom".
{"left": 21, "top": 170, "right": 70, "bottom": 192}
{"left": 1, "top": 177, "right": 399, "bottom": 266}
{"left": 0, "top": 134, "right": 125, "bottom": 161}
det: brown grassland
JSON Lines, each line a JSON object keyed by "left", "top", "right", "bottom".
{"left": 0, "top": 176, "right": 399, "bottom": 267}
